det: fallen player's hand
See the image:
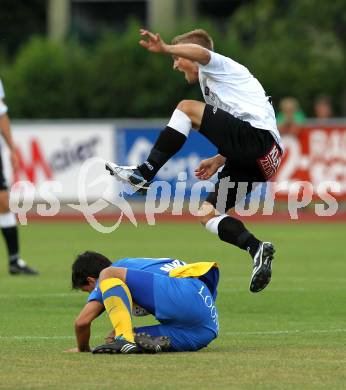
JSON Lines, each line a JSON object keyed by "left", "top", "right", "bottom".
{"left": 139, "top": 29, "right": 167, "bottom": 53}
{"left": 195, "top": 157, "right": 220, "bottom": 180}
{"left": 64, "top": 347, "right": 80, "bottom": 353}
{"left": 105, "top": 329, "right": 115, "bottom": 344}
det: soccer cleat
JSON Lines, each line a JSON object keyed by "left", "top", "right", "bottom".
{"left": 105, "top": 162, "right": 151, "bottom": 194}
{"left": 92, "top": 335, "right": 141, "bottom": 354}
{"left": 9, "top": 259, "right": 39, "bottom": 275}
{"left": 135, "top": 332, "right": 171, "bottom": 353}
{"left": 249, "top": 242, "right": 275, "bottom": 293}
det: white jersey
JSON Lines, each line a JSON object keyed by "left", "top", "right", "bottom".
{"left": 0, "top": 79, "right": 5, "bottom": 99}
{"left": 198, "top": 51, "right": 283, "bottom": 151}
{"left": 0, "top": 79, "right": 8, "bottom": 116}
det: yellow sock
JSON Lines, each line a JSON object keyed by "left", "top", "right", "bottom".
{"left": 100, "top": 278, "right": 134, "bottom": 343}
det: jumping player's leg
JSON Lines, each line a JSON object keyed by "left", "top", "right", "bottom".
{"left": 198, "top": 200, "right": 261, "bottom": 258}
{"left": 105, "top": 100, "right": 205, "bottom": 188}
{"left": 198, "top": 198, "right": 275, "bottom": 293}
{"left": 137, "top": 100, "right": 205, "bottom": 181}
{"left": 196, "top": 106, "right": 279, "bottom": 292}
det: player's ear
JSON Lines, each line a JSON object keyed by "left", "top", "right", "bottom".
{"left": 87, "top": 277, "right": 96, "bottom": 289}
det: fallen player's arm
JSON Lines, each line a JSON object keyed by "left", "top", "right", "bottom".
{"left": 139, "top": 29, "right": 210, "bottom": 65}
{"left": 73, "top": 300, "right": 104, "bottom": 352}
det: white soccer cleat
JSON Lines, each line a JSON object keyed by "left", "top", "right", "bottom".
{"left": 105, "top": 161, "right": 151, "bottom": 194}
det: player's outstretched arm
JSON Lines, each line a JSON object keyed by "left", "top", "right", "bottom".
{"left": 68, "top": 301, "right": 104, "bottom": 352}
{"left": 139, "top": 29, "right": 210, "bottom": 65}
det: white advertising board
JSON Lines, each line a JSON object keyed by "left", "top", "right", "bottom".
{"left": 2, "top": 122, "right": 116, "bottom": 201}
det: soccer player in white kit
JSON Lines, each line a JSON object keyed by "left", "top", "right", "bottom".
{"left": 106, "top": 29, "right": 283, "bottom": 293}
{"left": 0, "top": 79, "right": 38, "bottom": 274}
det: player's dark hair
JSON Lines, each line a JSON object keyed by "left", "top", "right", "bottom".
{"left": 71, "top": 251, "right": 112, "bottom": 289}
{"left": 172, "top": 29, "right": 214, "bottom": 51}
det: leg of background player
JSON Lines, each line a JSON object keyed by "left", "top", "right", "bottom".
{"left": 0, "top": 190, "right": 38, "bottom": 275}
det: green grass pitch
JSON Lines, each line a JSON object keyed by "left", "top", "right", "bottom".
{"left": 0, "top": 221, "right": 345, "bottom": 389}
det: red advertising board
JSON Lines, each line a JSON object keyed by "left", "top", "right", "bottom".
{"left": 276, "top": 125, "right": 346, "bottom": 199}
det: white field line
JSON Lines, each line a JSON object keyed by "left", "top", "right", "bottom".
{"left": 0, "top": 336, "right": 76, "bottom": 340}
{"left": 225, "top": 328, "right": 346, "bottom": 336}
{"left": 0, "top": 293, "right": 82, "bottom": 298}
{"left": 222, "top": 277, "right": 346, "bottom": 283}
{"left": 1, "top": 329, "right": 346, "bottom": 341}
{"left": 1, "top": 286, "right": 345, "bottom": 298}
{"left": 219, "top": 285, "right": 346, "bottom": 293}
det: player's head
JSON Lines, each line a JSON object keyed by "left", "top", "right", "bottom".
{"left": 172, "top": 29, "right": 214, "bottom": 51}
{"left": 72, "top": 251, "right": 112, "bottom": 291}
{"left": 171, "top": 29, "right": 213, "bottom": 84}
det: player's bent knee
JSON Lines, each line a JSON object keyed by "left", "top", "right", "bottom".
{"left": 176, "top": 100, "right": 205, "bottom": 130}
{"left": 176, "top": 100, "right": 194, "bottom": 115}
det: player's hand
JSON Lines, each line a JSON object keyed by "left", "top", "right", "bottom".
{"left": 139, "top": 29, "right": 167, "bottom": 53}
{"left": 105, "top": 329, "right": 115, "bottom": 344}
{"left": 64, "top": 347, "right": 80, "bottom": 353}
{"left": 195, "top": 157, "right": 221, "bottom": 180}
{"left": 10, "top": 149, "right": 19, "bottom": 173}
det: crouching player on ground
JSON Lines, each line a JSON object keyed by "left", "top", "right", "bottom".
{"left": 69, "top": 251, "right": 219, "bottom": 353}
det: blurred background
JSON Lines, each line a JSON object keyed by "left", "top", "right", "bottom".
{"left": 1, "top": 0, "right": 345, "bottom": 118}
{"left": 0, "top": 0, "right": 345, "bottom": 219}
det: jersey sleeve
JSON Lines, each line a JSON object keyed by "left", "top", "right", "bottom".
{"left": 199, "top": 51, "right": 246, "bottom": 76}
{"left": 113, "top": 258, "right": 128, "bottom": 267}
{"left": 87, "top": 282, "right": 103, "bottom": 304}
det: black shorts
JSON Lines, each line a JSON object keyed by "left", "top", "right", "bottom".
{"left": 0, "top": 153, "right": 7, "bottom": 190}
{"left": 199, "top": 104, "right": 282, "bottom": 212}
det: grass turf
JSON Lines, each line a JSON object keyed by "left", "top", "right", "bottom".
{"left": 0, "top": 221, "right": 345, "bottom": 389}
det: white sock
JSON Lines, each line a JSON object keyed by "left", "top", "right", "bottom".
{"left": 167, "top": 109, "right": 192, "bottom": 137}
{"left": 0, "top": 211, "right": 17, "bottom": 228}
{"left": 205, "top": 215, "right": 228, "bottom": 234}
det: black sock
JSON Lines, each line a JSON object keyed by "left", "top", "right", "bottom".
{"left": 138, "top": 126, "right": 187, "bottom": 181}
{"left": 217, "top": 216, "right": 261, "bottom": 258}
{"left": 1, "top": 226, "right": 19, "bottom": 264}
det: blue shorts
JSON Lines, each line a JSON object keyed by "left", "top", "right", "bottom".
{"left": 126, "top": 269, "right": 219, "bottom": 352}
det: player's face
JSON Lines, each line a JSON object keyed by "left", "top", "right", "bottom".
{"left": 80, "top": 277, "right": 97, "bottom": 292}
{"left": 173, "top": 56, "right": 199, "bottom": 84}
